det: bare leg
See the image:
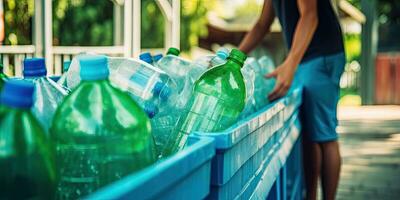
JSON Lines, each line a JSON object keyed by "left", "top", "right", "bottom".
{"left": 320, "top": 140, "right": 341, "bottom": 200}
{"left": 303, "top": 139, "right": 322, "bottom": 200}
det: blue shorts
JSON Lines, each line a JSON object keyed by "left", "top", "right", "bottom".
{"left": 293, "top": 52, "right": 345, "bottom": 142}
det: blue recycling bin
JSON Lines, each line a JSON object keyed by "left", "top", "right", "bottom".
{"left": 87, "top": 136, "right": 215, "bottom": 200}
{"left": 194, "top": 87, "right": 303, "bottom": 200}
{"left": 87, "top": 87, "right": 303, "bottom": 200}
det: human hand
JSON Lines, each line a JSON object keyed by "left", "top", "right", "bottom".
{"left": 265, "top": 61, "right": 296, "bottom": 101}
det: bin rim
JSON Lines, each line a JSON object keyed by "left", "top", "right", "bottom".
{"left": 86, "top": 135, "right": 215, "bottom": 200}
{"left": 194, "top": 87, "right": 303, "bottom": 150}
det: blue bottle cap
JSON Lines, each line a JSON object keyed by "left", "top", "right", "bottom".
{"left": 0, "top": 79, "right": 35, "bottom": 109}
{"left": 79, "top": 55, "right": 109, "bottom": 81}
{"left": 153, "top": 54, "right": 163, "bottom": 62}
{"left": 144, "top": 102, "right": 159, "bottom": 118}
{"left": 216, "top": 47, "right": 229, "bottom": 60}
{"left": 63, "top": 60, "right": 72, "bottom": 72}
{"left": 49, "top": 76, "right": 61, "bottom": 82}
{"left": 139, "top": 52, "right": 153, "bottom": 64}
{"left": 153, "top": 82, "right": 171, "bottom": 101}
{"left": 23, "top": 58, "right": 47, "bottom": 77}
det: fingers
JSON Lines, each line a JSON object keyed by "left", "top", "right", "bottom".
{"left": 264, "top": 70, "right": 277, "bottom": 79}
{"left": 268, "top": 81, "right": 290, "bottom": 101}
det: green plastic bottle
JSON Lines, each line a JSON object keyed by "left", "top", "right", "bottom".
{"left": 0, "top": 80, "right": 57, "bottom": 199}
{"left": 51, "top": 55, "right": 156, "bottom": 199}
{"left": 163, "top": 49, "right": 247, "bottom": 156}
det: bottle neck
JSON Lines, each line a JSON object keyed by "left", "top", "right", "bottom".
{"left": 226, "top": 58, "right": 243, "bottom": 70}
{"left": 80, "top": 78, "right": 110, "bottom": 85}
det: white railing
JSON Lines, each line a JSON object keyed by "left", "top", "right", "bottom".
{"left": 51, "top": 46, "right": 125, "bottom": 75}
{"left": 0, "top": 45, "right": 36, "bottom": 77}
{"left": 0, "top": 0, "right": 180, "bottom": 77}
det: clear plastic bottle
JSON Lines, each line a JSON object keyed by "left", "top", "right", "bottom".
{"left": 240, "top": 60, "right": 257, "bottom": 118}
{"left": 245, "top": 57, "right": 276, "bottom": 109}
{"left": 23, "top": 58, "right": 69, "bottom": 132}
{"left": 63, "top": 60, "right": 71, "bottom": 73}
{"left": 153, "top": 54, "right": 163, "bottom": 64}
{"left": 139, "top": 53, "right": 181, "bottom": 155}
{"left": 51, "top": 55, "right": 157, "bottom": 199}
{"left": 157, "top": 47, "right": 192, "bottom": 93}
{"left": 163, "top": 49, "right": 247, "bottom": 156}
{"left": 108, "top": 57, "right": 178, "bottom": 117}
{"left": 0, "top": 80, "right": 57, "bottom": 199}
{"left": 139, "top": 52, "right": 154, "bottom": 65}
{"left": 257, "top": 55, "right": 276, "bottom": 106}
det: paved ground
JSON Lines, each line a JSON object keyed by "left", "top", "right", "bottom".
{"left": 334, "top": 106, "right": 400, "bottom": 200}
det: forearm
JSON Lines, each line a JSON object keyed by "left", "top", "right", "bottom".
{"left": 239, "top": 23, "right": 270, "bottom": 54}
{"left": 285, "top": 11, "right": 318, "bottom": 69}
{"left": 238, "top": 0, "right": 275, "bottom": 54}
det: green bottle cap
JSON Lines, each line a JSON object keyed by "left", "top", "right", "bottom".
{"left": 229, "top": 49, "right": 247, "bottom": 66}
{"left": 166, "top": 47, "right": 180, "bottom": 56}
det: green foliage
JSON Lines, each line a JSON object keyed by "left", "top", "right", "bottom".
{"left": 3, "top": 0, "right": 209, "bottom": 50}
{"left": 344, "top": 34, "right": 361, "bottom": 62}
{"left": 3, "top": 0, "right": 34, "bottom": 45}
{"left": 141, "top": 1, "right": 165, "bottom": 49}
{"left": 141, "top": 0, "right": 209, "bottom": 51}
{"left": 180, "top": 0, "right": 209, "bottom": 50}
{"left": 233, "top": 0, "right": 262, "bottom": 21}
{"left": 53, "top": 0, "right": 113, "bottom": 46}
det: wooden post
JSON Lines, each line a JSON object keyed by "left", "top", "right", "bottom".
{"left": 44, "top": 0, "right": 53, "bottom": 75}
{"left": 132, "top": 0, "right": 141, "bottom": 57}
{"left": 360, "top": 0, "right": 378, "bottom": 105}
{"left": 113, "top": 3, "right": 124, "bottom": 45}
{"left": 33, "top": 0, "right": 44, "bottom": 57}
{"left": 123, "top": 0, "right": 133, "bottom": 57}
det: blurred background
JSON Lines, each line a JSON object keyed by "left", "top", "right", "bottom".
{"left": 0, "top": 1, "right": 399, "bottom": 198}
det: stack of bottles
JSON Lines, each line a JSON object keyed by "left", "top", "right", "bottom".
{"left": 0, "top": 47, "right": 279, "bottom": 199}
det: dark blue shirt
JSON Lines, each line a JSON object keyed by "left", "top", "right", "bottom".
{"left": 271, "top": 0, "right": 345, "bottom": 62}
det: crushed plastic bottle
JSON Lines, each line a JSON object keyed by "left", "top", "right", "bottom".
{"left": 57, "top": 52, "right": 98, "bottom": 90}
{"left": 23, "top": 58, "right": 69, "bottom": 132}
{"left": 163, "top": 49, "right": 247, "bottom": 156}
{"left": 0, "top": 80, "right": 57, "bottom": 199}
{"left": 245, "top": 57, "right": 276, "bottom": 110}
{"left": 257, "top": 55, "right": 276, "bottom": 106}
{"left": 51, "top": 55, "right": 157, "bottom": 199}
{"left": 240, "top": 60, "right": 257, "bottom": 118}
{"left": 157, "top": 47, "right": 192, "bottom": 93}
{"left": 108, "top": 57, "right": 178, "bottom": 118}
{"left": 63, "top": 60, "right": 72, "bottom": 73}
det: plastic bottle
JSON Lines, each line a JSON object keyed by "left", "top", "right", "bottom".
{"left": 58, "top": 52, "right": 97, "bottom": 90}
{"left": 240, "top": 60, "right": 257, "bottom": 118}
{"left": 51, "top": 55, "right": 157, "bottom": 199}
{"left": 0, "top": 80, "right": 57, "bottom": 199}
{"left": 153, "top": 54, "right": 163, "bottom": 63}
{"left": 258, "top": 56, "right": 276, "bottom": 106}
{"left": 139, "top": 52, "right": 154, "bottom": 65}
{"left": 191, "top": 47, "right": 229, "bottom": 70}
{"left": 245, "top": 57, "right": 276, "bottom": 109}
{"left": 163, "top": 49, "right": 247, "bottom": 156}
{"left": 23, "top": 58, "right": 69, "bottom": 132}
{"left": 63, "top": 60, "right": 72, "bottom": 73}
{"left": 137, "top": 53, "right": 181, "bottom": 154}
{"left": 157, "top": 47, "right": 192, "bottom": 93}
{"left": 108, "top": 57, "right": 178, "bottom": 119}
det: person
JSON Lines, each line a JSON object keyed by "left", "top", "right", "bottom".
{"left": 0, "top": 0, "right": 4, "bottom": 44}
{"left": 238, "top": 0, "right": 345, "bottom": 200}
